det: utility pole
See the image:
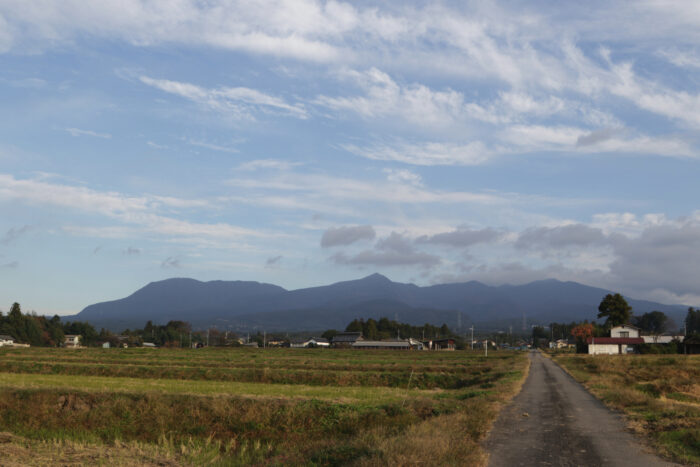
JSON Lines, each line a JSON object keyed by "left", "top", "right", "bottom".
{"left": 485, "top": 338, "right": 488, "bottom": 357}
{"left": 207, "top": 328, "right": 210, "bottom": 347}
{"left": 470, "top": 325, "right": 474, "bottom": 350}
{"left": 263, "top": 330, "right": 266, "bottom": 348}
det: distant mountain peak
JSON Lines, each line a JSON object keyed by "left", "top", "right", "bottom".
{"left": 361, "top": 273, "right": 392, "bottom": 283}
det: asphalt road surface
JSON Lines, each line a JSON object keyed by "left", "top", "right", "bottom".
{"left": 485, "top": 351, "right": 678, "bottom": 467}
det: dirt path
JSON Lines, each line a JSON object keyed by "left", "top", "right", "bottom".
{"left": 485, "top": 351, "right": 678, "bottom": 466}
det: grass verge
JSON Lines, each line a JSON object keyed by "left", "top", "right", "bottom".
{"left": 553, "top": 353, "right": 699, "bottom": 466}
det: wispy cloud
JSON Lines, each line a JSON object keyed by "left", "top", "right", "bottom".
{"left": 236, "top": 159, "right": 301, "bottom": 171}
{"left": 65, "top": 127, "right": 111, "bottom": 139}
{"left": 0, "top": 174, "right": 270, "bottom": 243}
{"left": 344, "top": 141, "right": 492, "bottom": 166}
{"left": 186, "top": 139, "right": 239, "bottom": 153}
{"left": 140, "top": 76, "right": 308, "bottom": 120}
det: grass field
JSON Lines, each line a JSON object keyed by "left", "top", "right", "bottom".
{"left": 0, "top": 347, "right": 528, "bottom": 466}
{"left": 552, "top": 353, "right": 700, "bottom": 465}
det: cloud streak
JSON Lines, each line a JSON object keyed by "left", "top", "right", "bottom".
{"left": 65, "top": 128, "right": 111, "bottom": 139}
{"left": 140, "top": 76, "right": 308, "bottom": 120}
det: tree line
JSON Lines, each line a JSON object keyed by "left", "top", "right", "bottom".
{"left": 322, "top": 317, "right": 455, "bottom": 342}
{"left": 0, "top": 303, "right": 98, "bottom": 347}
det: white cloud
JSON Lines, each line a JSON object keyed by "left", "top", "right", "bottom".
{"left": 0, "top": 173, "right": 267, "bottom": 243}
{"left": 226, "top": 170, "right": 507, "bottom": 206}
{"left": 140, "top": 76, "right": 308, "bottom": 119}
{"left": 606, "top": 60, "right": 700, "bottom": 129}
{"left": 345, "top": 141, "right": 491, "bottom": 166}
{"left": 236, "top": 159, "right": 302, "bottom": 171}
{"left": 658, "top": 48, "right": 700, "bottom": 69}
{"left": 382, "top": 168, "right": 422, "bottom": 186}
{"left": 65, "top": 127, "right": 112, "bottom": 139}
{"left": 186, "top": 139, "right": 239, "bottom": 153}
{"left": 315, "top": 68, "right": 466, "bottom": 127}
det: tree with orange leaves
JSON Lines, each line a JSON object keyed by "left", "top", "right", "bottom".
{"left": 571, "top": 323, "right": 594, "bottom": 353}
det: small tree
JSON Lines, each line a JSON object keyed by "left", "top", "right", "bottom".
{"left": 686, "top": 307, "right": 700, "bottom": 334}
{"left": 597, "top": 293, "right": 632, "bottom": 327}
{"left": 571, "top": 323, "right": 593, "bottom": 353}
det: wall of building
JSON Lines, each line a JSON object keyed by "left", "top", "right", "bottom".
{"left": 589, "top": 344, "right": 620, "bottom": 355}
{"left": 611, "top": 326, "right": 639, "bottom": 338}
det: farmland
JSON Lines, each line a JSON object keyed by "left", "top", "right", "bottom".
{"left": 0, "top": 347, "right": 528, "bottom": 466}
{"left": 553, "top": 354, "right": 700, "bottom": 465}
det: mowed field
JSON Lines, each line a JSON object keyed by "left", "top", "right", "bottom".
{"left": 0, "top": 347, "right": 528, "bottom": 466}
{"left": 553, "top": 354, "right": 700, "bottom": 465}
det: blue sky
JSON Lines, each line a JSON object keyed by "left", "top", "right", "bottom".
{"left": 1, "top": 0, "right": 700, "bottom": 315}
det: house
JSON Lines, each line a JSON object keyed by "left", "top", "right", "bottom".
{"left": 423, "top": 338, "right": 455, "bottom": 351}
{"left": 610, "top": 324, "right": 640, "bottom": 338}
{"left": 290, "top": 337, "right": 330, "bottom": 348}
{"left": 549, "top": 338, "right": 575, "bottom": 350}
{"left": 641, "top": 335, "right": 684, "bottom": 344}
{"left": 587, "top": 324, "right": 646, "bottom": 355}
{"left": 266, "top": 338, "right": 286, "bottom": 347}
{"left": 331, "top": 332, "right": 364, "bottom": 348}
{"left": 352, "top": 338, "right": 423, "bottom": 350}
{"left": 0, "top": 335, "right": 15, "bottom": 347}
{"left": 64, "top": 335, "right": 81, "bottom": 348}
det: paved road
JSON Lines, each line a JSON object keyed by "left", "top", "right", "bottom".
{"left": 485, "top": 351, "right": 677, "bottom": 467}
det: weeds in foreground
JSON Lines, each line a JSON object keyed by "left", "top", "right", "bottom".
{"left": 553, "top": 354, "right": 700, "bottom": 466}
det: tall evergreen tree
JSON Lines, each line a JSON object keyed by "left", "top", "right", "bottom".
{"left": 597, "top": 293, "right": 632, "bottom": 327}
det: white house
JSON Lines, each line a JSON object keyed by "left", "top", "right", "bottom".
{"left": 0, "top": 335, "right": 15, "bottom": 347}
{"left": 610, "top": 324, "right": 640, "bottom": 338}
{"left": 588, "top": 325, "right": 643, "bottom": 355}
{"left": 64, "top": 335, "right": 81, "bottom": 348}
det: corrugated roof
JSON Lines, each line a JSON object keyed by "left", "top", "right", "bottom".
{"left": 352, "top": 340, "right": 411, "bottom": 348}
{"left": 332, "top": 332, "right": 363, "bottom": 343}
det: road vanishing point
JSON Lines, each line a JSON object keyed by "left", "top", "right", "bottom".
{"left": 486, "top": 351, "right": 678, "bottom": 467}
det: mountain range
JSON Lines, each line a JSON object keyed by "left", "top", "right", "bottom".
{"left": 66, "top": 274, "right": 689, "bottom": 333}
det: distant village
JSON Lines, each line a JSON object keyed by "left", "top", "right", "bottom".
{"left": 1, "top": 298, "right": 699, "bottom": 354}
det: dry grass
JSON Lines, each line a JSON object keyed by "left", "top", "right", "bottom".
{"left": 0, "top": 432, "right": 183, "bottom": 466}
{"left": 0, "top": 347, "right": 529, "bottom": 466}
{"left": 553, "top": 354, "right": 700, "bottom": 466}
